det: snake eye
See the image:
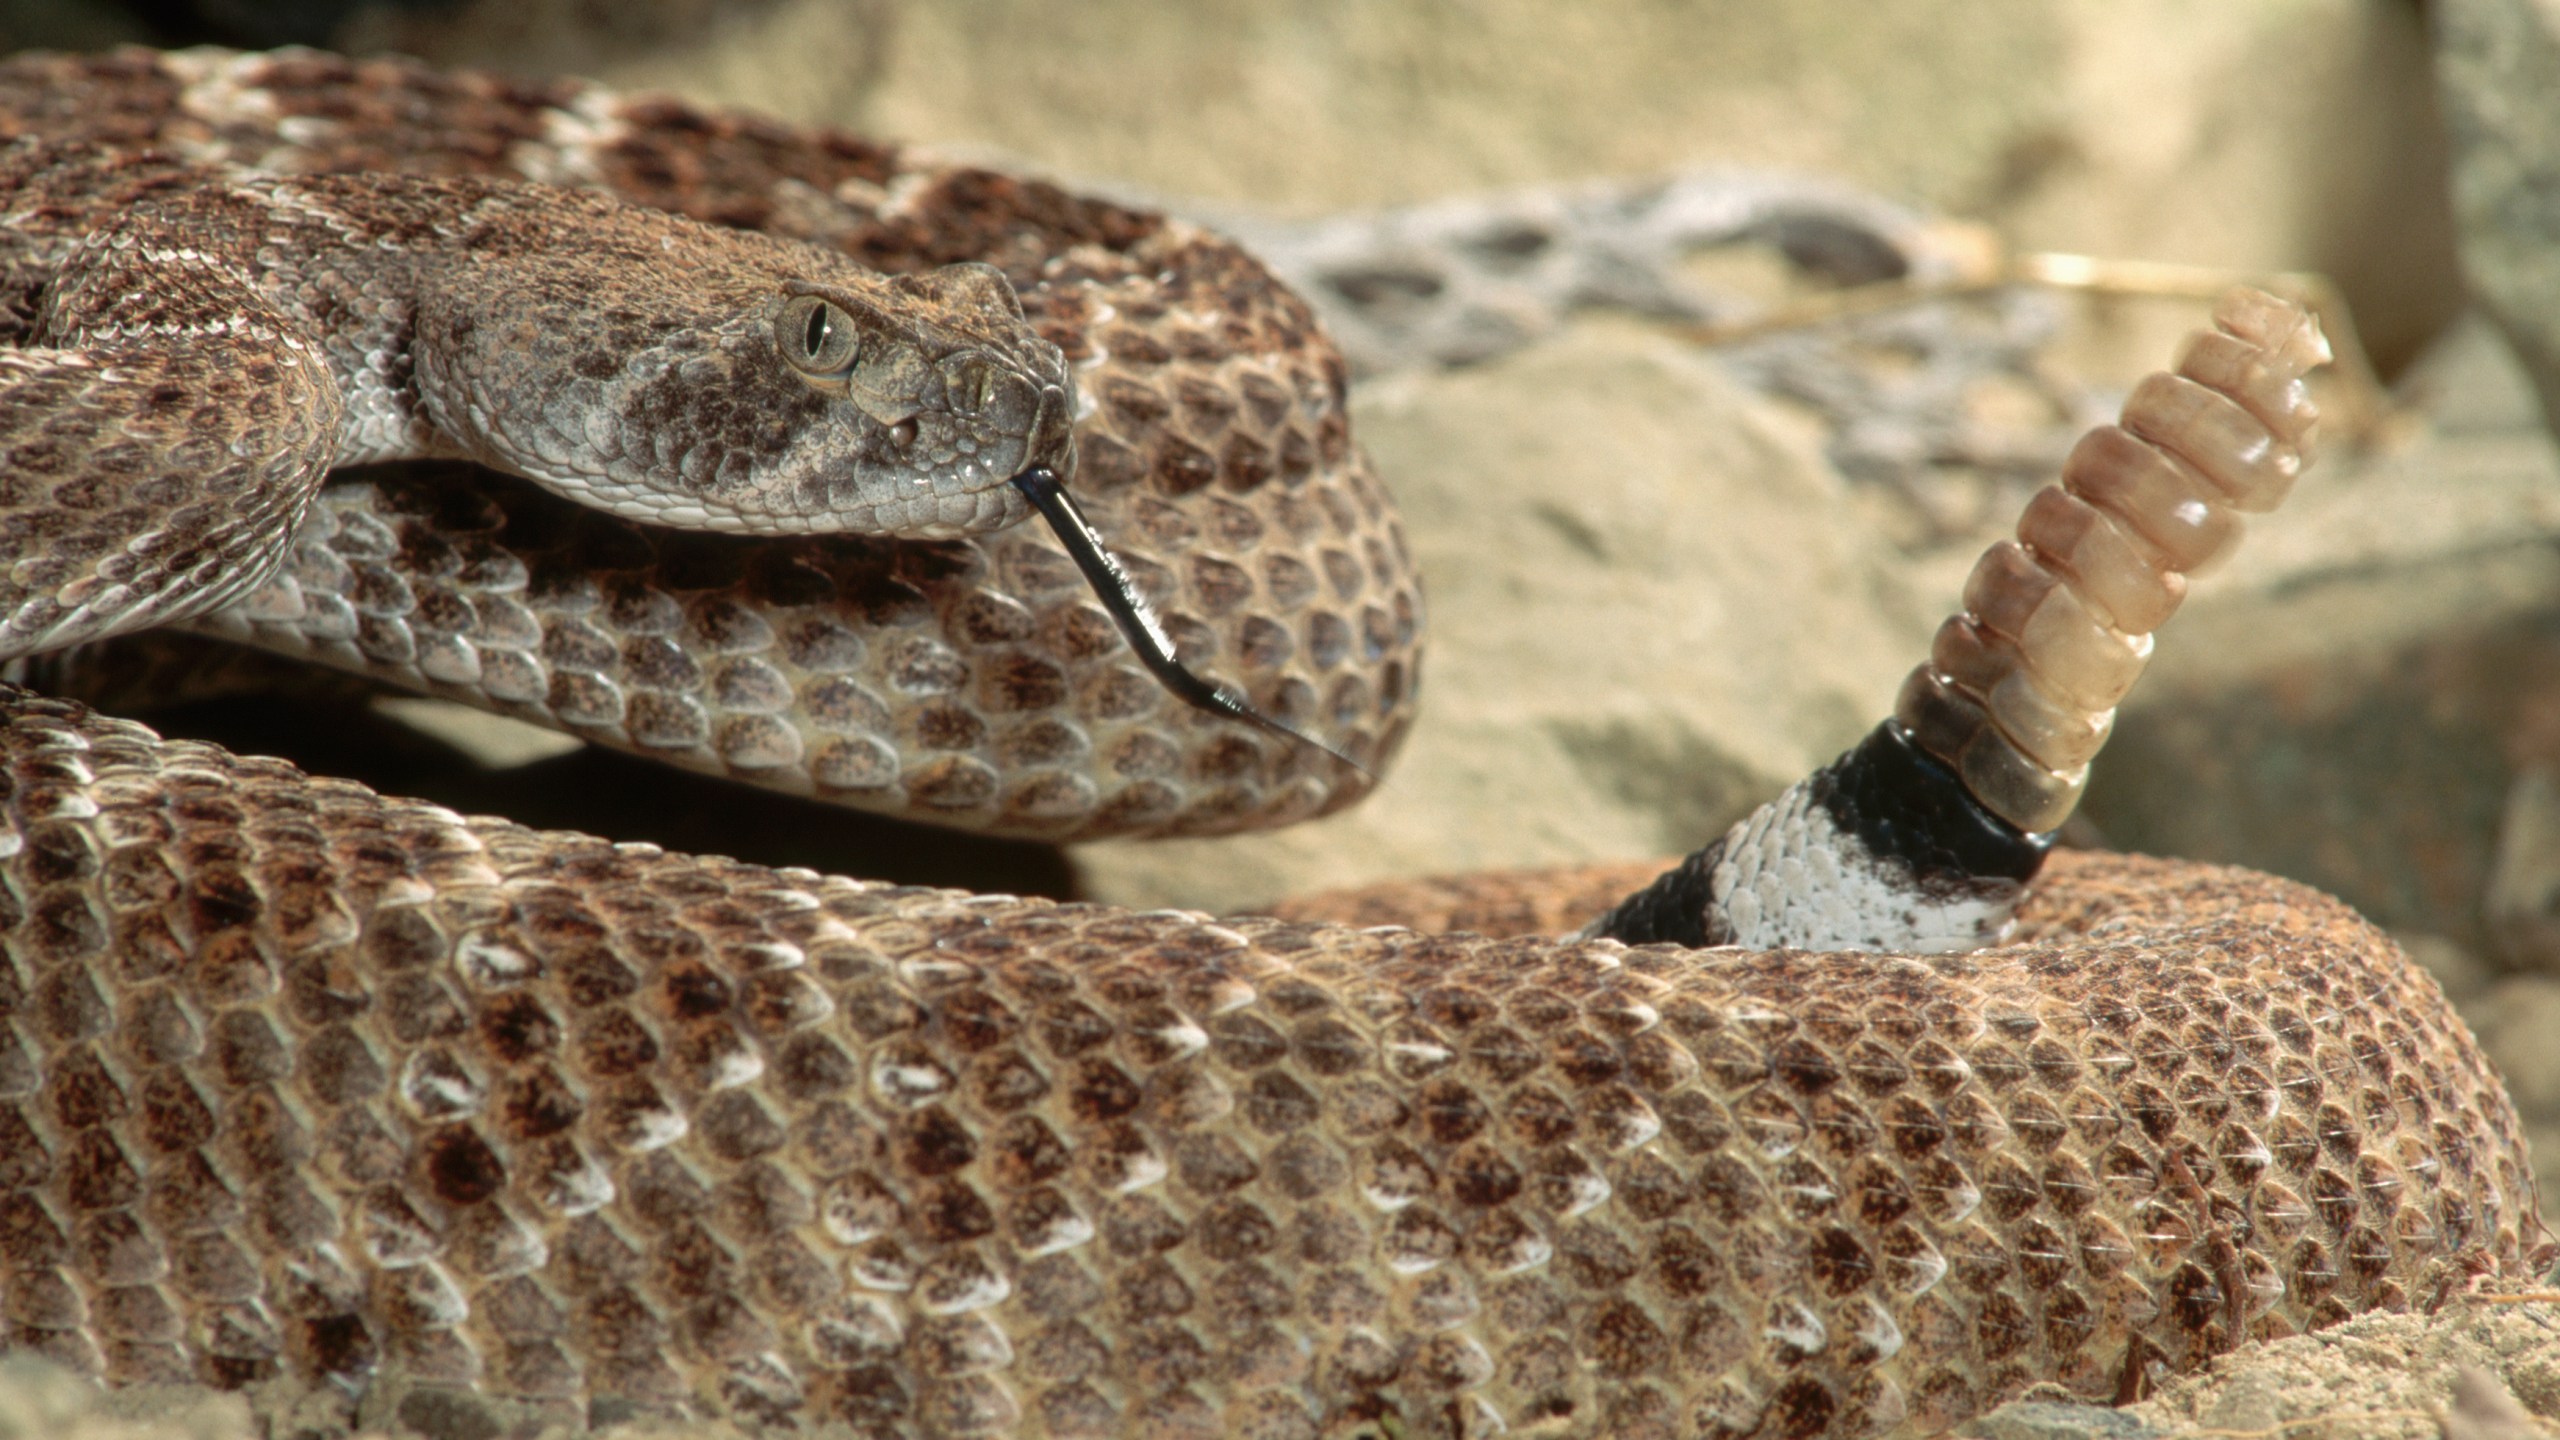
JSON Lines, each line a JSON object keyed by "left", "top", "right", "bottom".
{"left": 778, "top": 295, "right": 859, "bottom": 376}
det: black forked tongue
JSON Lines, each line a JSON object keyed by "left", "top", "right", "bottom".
{"left": 1009, "top": 467, "right": 1370, "bottom": 778}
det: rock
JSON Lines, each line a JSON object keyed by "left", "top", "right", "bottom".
{"left": 2437, "top": 0, "right": 2560, "bottom": 437}
{"left": 2401, "top": 931, "right": 2497, "bottom": 1004}
{"left": 374, "top": 1386, "right": 507, "bottom": 1440}
{"left": 2126, "top": 1304, "right": 2560, "bottom": 1439}
{"left": 1958, "top": 1402, "right": 2163, "bottom": 1439}
{"left": 1955, "top": 1305, "right": 2560, "bottom": 1440}
{"left": 0, "top": 1353, "right": 253, "bottom": 1440}
{"left": 2486, "top": 766, "right": 2560, "bottom": 971}
{"left": 2473, "top": 974, "right": 2560, "bottom": 1109}
{"left": 2444, "top": 1367, "right": 2551, "bottom": 1440}
{"left": 2464, "top": 975, "right": 2560, "bottom": 1204}
{"left": 372, "top": 697, "right": 585, "bottom": 770}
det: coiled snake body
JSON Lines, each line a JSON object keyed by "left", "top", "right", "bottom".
{"left": 0, "top": 46, "right": 2540, "bottom": 1440}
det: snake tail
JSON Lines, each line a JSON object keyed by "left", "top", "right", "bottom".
{"left": 1591, "top": 287, "right": 2329, "bottom": 953}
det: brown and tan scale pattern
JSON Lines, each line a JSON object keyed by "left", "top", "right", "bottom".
{"left": 0, "top": 691, "right": 2540, "bottom": 1438}
{"left": 178, "top": 455, "right": 1408, "bottom": 839}
{"left": 0, "top": 47, "right": 1421, "bottom": 839}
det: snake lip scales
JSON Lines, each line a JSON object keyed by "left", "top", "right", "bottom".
{"left": 0, "top": 45, "right": 2544, "bottom": 1440}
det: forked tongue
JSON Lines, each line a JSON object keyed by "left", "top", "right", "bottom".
{"left": 1008, "top": 467, "right": 1370, "bottom": 778}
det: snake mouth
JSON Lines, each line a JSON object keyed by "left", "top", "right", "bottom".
{"left": 774, "top": 373, "right": 1073, "bottom": 537}
{"left": 897, "top": 375, "right": 1076, "bottom": 513}
{"left": 1016, "top": 381, "right": 1079, "bottom": 484}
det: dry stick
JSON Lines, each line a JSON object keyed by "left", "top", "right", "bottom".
{"left": 1674, "top": 251, "right": 2393, "bottom": 446}
{"left": 2167, "top": 1414, "right": 2438, "bottom": 1439}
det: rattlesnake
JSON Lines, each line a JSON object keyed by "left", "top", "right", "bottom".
{"left": 0, "top": 44, "right": 2542, "bottom": 1440}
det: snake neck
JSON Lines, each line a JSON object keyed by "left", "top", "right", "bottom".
{"left": 1582, "top": 720, "right": 2052, "bottom": 952}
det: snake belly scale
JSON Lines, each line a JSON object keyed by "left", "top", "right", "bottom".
{"left": 0, "top": 44, "right": 2543, "bottom": 1440}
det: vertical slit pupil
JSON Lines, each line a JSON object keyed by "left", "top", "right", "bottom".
{"left": 804, "top": 306, "right": 831, "bottom": 360}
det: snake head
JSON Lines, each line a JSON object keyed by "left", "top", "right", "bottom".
{"left": 418, "top": 210, "right": 1077, "bottom": 538}
{"left": 759, "top": 263, "right": 1079, "bottom": 534}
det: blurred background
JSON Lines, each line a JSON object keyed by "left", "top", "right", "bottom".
{"left": 0, "top": 0, "right": 2471, "bottom": 367}
{"left": 16, "top": 0, "right": 2560, "bottom": 1200}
